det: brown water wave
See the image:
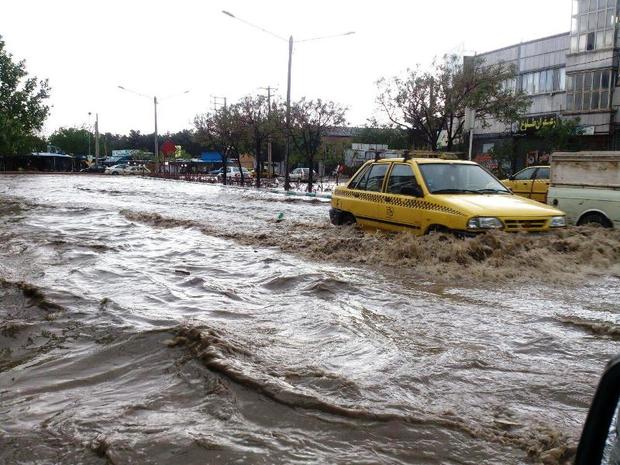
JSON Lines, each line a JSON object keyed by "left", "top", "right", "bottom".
{"left": 558, "top": 316, "right": 620, "bottom": 338}
{"left": 120, "top": 209, "right": 620, "bottom": 283}
{"left": 172, "top": 324, "right": 576, "bottom": 464}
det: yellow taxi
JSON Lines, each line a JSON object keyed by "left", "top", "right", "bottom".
{"left": 501, "top": 166, "right": 550, "bottom": 204}
{"left": 329, "top": 158, "right": 566, "bottom": 235}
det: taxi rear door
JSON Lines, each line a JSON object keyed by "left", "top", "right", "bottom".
{"left": 379, "top": 163, "right": 425, "bottom": 234}
{"left": 337, "top": 163, "right": 389, "bottom": 228}
{"left": 507, "top": 167, "right": 537, "bottom": 199}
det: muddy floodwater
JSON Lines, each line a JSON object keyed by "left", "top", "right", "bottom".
{"left": 1, "top": 174, "right": 619, "bottom": 465}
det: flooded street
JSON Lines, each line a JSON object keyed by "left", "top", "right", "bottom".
{"left": 1, "top": 174, "right": 619, "bottom": 464}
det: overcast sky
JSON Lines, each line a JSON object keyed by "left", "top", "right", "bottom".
{"left": 1, "top": 0, "right": 571, "bottom": 136}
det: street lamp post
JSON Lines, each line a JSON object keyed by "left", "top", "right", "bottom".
{"left": 87, "top": 112, "right": 100, "bottom": 166}
{"left": 154, "top": 96, "right": 159, "bottom": 171}
{"left": 285, "top": 35, "right": 293, "bottom": 190}
{"left": 117, "top": 86, "right": 189, "bottom": 174}
{"left": 95, "top": 113, "right": 100, "bottom": 166}
{"left": 222, "top": 10, "right": 354, "bottom": 190}
{"left": 87, "top": 112, "right": 92, "bottom": 158}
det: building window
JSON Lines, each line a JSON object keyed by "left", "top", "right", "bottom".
{"left": 520, "top": 68, "right": 566, "bottom": 95}
{"left": 570, "top": 0, "right": 616, "bottom": 53}
{"left": 565, "top": 69, "right": 614, "bottom": 111}
{"left": 502, "top": 78, "right": 517, "bottom": 94}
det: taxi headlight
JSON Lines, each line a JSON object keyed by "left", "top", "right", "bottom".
{"left": 550, "top": 216, "right": 566, "bottom": 228}
{"left": 467, "top": 217, "right": 503, "bottom": 230}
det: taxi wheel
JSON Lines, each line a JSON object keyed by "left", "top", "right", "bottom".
{"left": 426, "top": 225, "right": 448, "bottom": 235}
{"left": 331, "top": 209, "right": 356, "bottom": 226}
{"left": 342, "top": 212, "right": 356, "bottom": 225}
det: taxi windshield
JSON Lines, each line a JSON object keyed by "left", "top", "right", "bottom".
{"left": 418, "top": 163, "right": 510, "bottom": 195}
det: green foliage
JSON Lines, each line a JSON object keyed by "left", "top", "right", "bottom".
{"left": 290, "top": 98, "right": 347, "bottom": 190}
{"left": 0, "top": 35, "right": 51, "bottom": 155}
{"left": 488, "top": 139, "right": 515, "bottom": 177}
{"left": 536, "top": 118, "right": 583, "bottom": 152}
{"left": 353, "top": 126, "right": 410, "bottom": 149}
{"left": 48, "top": 127, "right": 91, "bottom": 155}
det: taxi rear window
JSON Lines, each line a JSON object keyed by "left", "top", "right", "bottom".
{"left": 351, "top": 164, "right": 389, "bottom": 191}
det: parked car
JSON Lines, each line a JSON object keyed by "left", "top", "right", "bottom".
{"left": 329, "top": 157, "right": 566, "bottom": 235}
{"left": 104, "top": 164, "right": 149, "bottom": 175}
{"left": 289, "top": 168, "right": 318, "bottom": 182}
{"left": 104, "top": 164, "right": 129, "bottom": 175}
{"left": 501, "top": 165, "right": 550, "bottom": 203}
{"left": 80, "top": 164, "right": 106, "bottom": 173}
{"left": 548, "top": 151, "right": 619, "bottom": 228}
{"left": 209, "top": 168, "right": 223, "bottom": 176}
{"left": 217, "top": 166, "right": 251, "bottom": 181}
{"left": 124, "top": 165, "right": 150, "bottom": 175}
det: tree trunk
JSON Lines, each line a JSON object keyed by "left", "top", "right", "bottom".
{"left": 407, "top": 129, "right": 416, "bottom": 149}
{"left": 255, "top": 139, "right": 262, "bottom": 189}
{"left": 235, "top": 149, "right": 245, "bottom": 185}
{"left": 222, "top": 155, "right": 227, "bottom": 185}
{"left": 307, "top": 152, "right": 314, "bottom": 193}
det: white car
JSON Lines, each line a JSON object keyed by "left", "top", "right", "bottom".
{"left": 289, "top": 168, "right": 318, "bottom": 182}
{"left": 105, "top": 164, "right": 150, "bottom": 175}
{"left": 217, "top": 166, "right": 251, "bottom": 180}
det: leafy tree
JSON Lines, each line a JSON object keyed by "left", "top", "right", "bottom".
{"left": 237, "top": 95, "right": 282, "bottom": 188}
{"left": 168, "top": 129, "right": 203, "bottom": 157}
{"left": 48, "top": 126, "right": 92, "bottom": 155}
{"left": 290, "top": 98, "right": 347, "bottom": 191}
{"left": 194, "top": 105, "right": 248, "bottom": 185}
{"left": 0, "top": 35, "right": 51, "bottom": 155}
{"left": 376, "top": 54, "right": 530, "bottom": 151}
{"left": 318, "top": 138, "right": 350, "bottom": 175}
{"left": 353, "top": 125, "right": 410, "bottom": 149}
{"left": 537, "top": 118, "right": 583, "bottom": 152}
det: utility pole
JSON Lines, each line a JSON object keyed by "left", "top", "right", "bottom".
{"left": 88, "top": 112, "right": 92, "bottom": 160}
{"left": 221, "top": 10, "right": 354, "bottom": 190}
{"left": 154, "top": 96, "right": 159, "bottom": 173}
{"left": 117, "top": 86, "right": 189, "bottom": 175}
{"left": 284, "top": 35, "right": 293, "bottom": 190}
{"left": 211, "top": 96, "right": 227, "bottom": 112}
{"left": 260, "top": 85, "right": 277, "bottom": 180}
{"left": 95, "top": 113, "right": 100, "bottom": 167}
{"left": 463, "top": 54, "right": 476, "bottom": 161}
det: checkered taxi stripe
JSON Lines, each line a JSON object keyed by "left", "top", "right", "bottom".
{"left": 336, "top": 189, "right": 465, "bottom": 217}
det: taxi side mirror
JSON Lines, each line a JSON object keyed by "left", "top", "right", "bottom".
{"left": 575, "top": 354, "right": 620, "bottom": 465}
{"left": 401, "top": 185, "right": 423, "bottom": 197}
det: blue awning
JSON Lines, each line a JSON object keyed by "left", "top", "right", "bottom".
{"left": 200, "top": 152, "right": 223, "bottom": 163}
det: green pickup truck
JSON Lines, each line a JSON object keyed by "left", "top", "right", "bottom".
{"left": 548, "top": 152, "right": 620, "bottom": 228}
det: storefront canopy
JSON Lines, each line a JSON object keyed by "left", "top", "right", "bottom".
{"left": 200, "top": 152, "right": 223, "bottom": 163}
